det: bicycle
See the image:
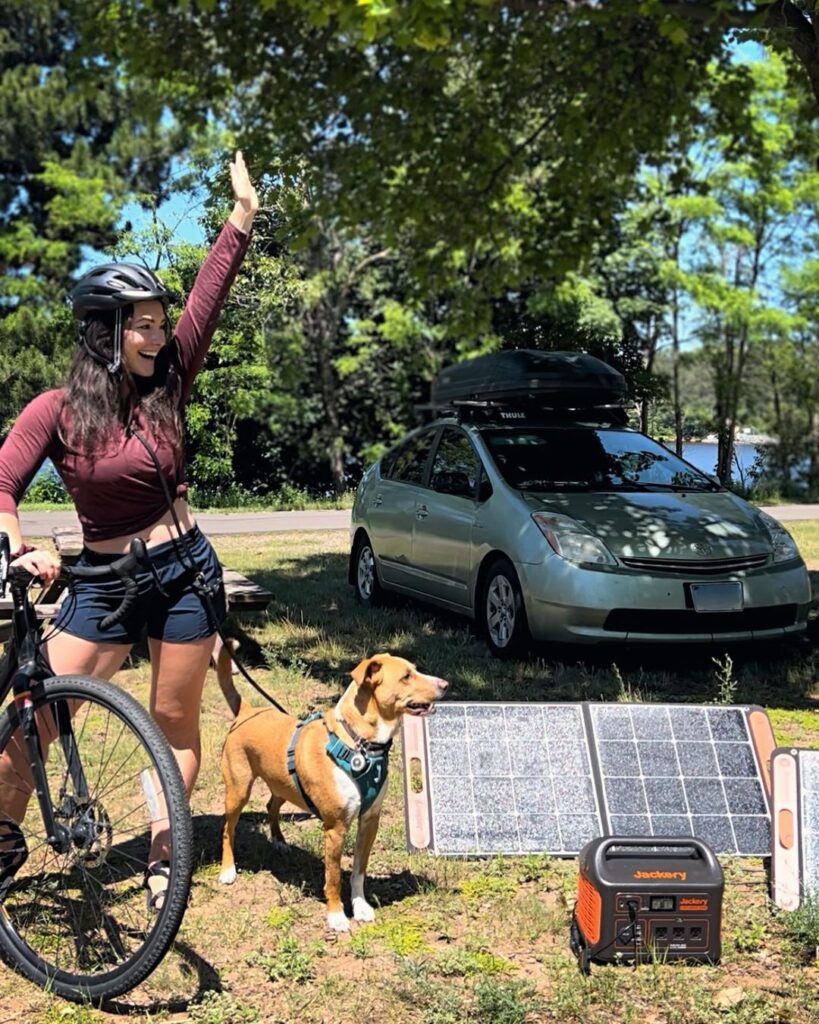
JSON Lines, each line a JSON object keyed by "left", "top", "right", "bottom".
{"left": 0, "top": 531, "right": 192, "bottom": 1002}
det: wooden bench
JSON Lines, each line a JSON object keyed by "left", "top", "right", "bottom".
{"left": 0, "top": 529, "right": 271, "bottom": 658}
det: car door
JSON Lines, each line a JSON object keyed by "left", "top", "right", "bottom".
{"left": 409, "top": 426, "right": 488, "bottom": 608}
{"left": 367, "top": 428, "right": 438, "bottom": 589}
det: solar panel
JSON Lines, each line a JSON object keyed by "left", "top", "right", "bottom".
{"left": 403, "top": 703, "right": 603, "bottom": 855}
{"left": 587, "top": 704, "right": 772, "bottom": 856}
{"left": 402, "top": 702, "right": 775, "bottom": 857}
{"left": 772, "top": 748, "right": 819, "bottom": 911}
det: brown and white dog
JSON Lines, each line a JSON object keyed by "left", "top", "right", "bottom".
{"left": 216, "top": 649, "right": 448, "bottom": 931}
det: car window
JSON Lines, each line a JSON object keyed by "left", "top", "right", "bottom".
{"left": 430, "top": 428, "right": 482, "bottom": 498}
{"left": 389, "top": 430, "right": 437, "bottom": 485}
{"left": 481, "top": 428, "right": 716, "bottom": 493}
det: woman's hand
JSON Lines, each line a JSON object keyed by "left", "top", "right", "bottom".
{"left": 11, "top": 549, "right": 61, "bottom": 584}
{"left": 228, "top": 150, "right": 259, "bottom": 234}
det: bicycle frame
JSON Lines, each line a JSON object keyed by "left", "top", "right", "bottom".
{"left": 0, "top": 532, "right": 90, "bottom": 855}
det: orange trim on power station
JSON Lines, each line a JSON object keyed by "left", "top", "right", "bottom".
{"left": 576, "top": 873, "right": 602, "bottom": 946}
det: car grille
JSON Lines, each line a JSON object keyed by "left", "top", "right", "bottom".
{"left": 618, "top": 554, "right": 769, "bottom": 576}
{"left": 603, "top": 605, "right": 798, "bottom": 635}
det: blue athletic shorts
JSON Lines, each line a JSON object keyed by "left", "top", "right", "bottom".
{"left": 52, "top": 526, "right": 226, "bottom": 645}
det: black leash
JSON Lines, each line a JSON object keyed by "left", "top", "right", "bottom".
{"left": 129, "top": 426, "right": 289, "bottom": 716}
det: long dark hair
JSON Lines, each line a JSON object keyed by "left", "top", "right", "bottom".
{"left": 61, "top": 305, "right": 183, "bottom": 455}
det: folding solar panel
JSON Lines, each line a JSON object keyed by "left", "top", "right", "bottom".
{"left": 402, "top": 702, "right": 775, "bottom": 857}
{"left": 771, "top": 748, "right": 819, "bottom": 911}
{"left": 403, "top": 703, "right": 603, "bottom": 855}
{"left": 587, "top": 704, "right": 774, "bottom": 856}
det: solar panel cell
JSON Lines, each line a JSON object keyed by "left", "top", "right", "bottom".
{"left": 637, "top": 742, "right": 679, "bottom": 776}
{"left": 685, "top": 779, "right": 728, "bottom": 813}
{"left": 643, "top": 778, "right": 687, "bottom": 814}
{"left": 723, "top": 778, "right": 767, "bottom": 815}
{"left": 609, "top": 814, "right": 651, "bottom": 835}
{"left": 691, "top": 815, "right": 737, "bottom": 853}
{"left": 677, "top": 742, "right": 720, "bottom": 776}
{"left": 650, "top": 814, "right": 693, "bottom": 835}
{"left": 707, "top": 708, "right": 747, "bottom": 741}
{"left": 734, "top": 817, "right": 770, "bottom": 855}
{"left": 715, "top": 743, "right": 757, "bottom": 777}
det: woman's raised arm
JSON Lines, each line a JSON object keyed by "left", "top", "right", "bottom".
{"left": 173, "top": 150, "right": 258, "bottom": 399}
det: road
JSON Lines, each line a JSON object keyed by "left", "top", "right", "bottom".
{"left": 19, "top": 509, "right": 352, "bottom": 536}
{"left": 16, "top": 503, "right": 819, "bottom": 537}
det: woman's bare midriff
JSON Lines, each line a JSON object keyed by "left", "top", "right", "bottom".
{"left": 83, "top": 498, "right": 197, "bottom": 554}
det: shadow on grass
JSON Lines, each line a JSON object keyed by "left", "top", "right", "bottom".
{"left": 241, "top": 550, "right": 819, "bottom": 711}
{"left": 100, "top": 941, "right": 222, "bottom": 1016}
{"left": 192, "top": 812, "right": 434, "bottom": 911}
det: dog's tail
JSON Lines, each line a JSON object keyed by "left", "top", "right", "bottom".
{"left": 214, "top": 638, "right": 248, "bottom": 718}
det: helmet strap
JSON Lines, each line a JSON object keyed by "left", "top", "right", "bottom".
{"left": 78, "top": 308, "right": 123, "bottom": 378}
{"left": 107, "top": 306, "right": 123, "bottom": 376}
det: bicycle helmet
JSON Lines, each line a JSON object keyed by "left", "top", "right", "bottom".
{"left": 70, "top": 262, "right": 172, "bottom": 319}
{"left": 69, "top": 262, "right": 173, "bottom": 375}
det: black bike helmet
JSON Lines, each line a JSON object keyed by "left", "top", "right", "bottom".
{"left": 70, "top": 262, "right": 172, "bottom": 319}
{"left": 69, "top": 262, "right": 173, "bottom": 375}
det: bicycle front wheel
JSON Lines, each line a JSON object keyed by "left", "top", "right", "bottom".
{"left": 0, "top": 675, "right": 192, "bottom": 1002}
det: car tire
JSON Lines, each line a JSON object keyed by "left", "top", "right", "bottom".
{"left": 480, "top": 557, "right": 530, "bottom": 659}
{"left": 353, "top": 535, "right": 386, "bottom": 607}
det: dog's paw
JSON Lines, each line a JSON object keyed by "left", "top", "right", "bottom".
{"left": 352, "top": 897, "right": 375, "bottom": 923}
{"left": 326, "top": 911, "right": 351, "bottom": 932}
{"left": 219, "top": 866, "right": 237, "bottom": 885}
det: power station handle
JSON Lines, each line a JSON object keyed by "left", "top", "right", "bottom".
{"left": 599, "top": 836, "right": 716, "bottom": 862}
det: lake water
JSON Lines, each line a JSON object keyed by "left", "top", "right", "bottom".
{"left": 681, "top": 442, "right": 759, "bottom": 483}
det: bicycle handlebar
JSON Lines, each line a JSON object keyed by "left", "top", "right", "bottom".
{"left": 0, "top": 534, "right": 150, "bottom": 632}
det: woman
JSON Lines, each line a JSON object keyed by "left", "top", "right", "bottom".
{"left": 0, "top": 151, "right": 258, "bottom": 909}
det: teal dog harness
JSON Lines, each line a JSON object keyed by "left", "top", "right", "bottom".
{"left": 286, "top": 712, "right": 392, "bottom": 817}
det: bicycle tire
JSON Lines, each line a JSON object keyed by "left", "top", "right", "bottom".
{"left": 0, "top": 675, "right": 192, "bottom": 1002}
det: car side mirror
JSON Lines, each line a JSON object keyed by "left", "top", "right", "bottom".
{"left": 477, "top": 478, "right": 493, "bottom": 502}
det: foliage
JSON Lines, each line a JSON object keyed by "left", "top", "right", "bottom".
{"left": 23, "top": 473, "right": 70, "bottom": 506}
{"left": 5, "top": 8, "right": 819, "bottom": 501}
{"left": 779, "top": 896, "right": 819, "bottom": 955}
{"left": 189, "top": 991, "right": 260, "bottom": 1024}
{"left": 0, "top": 1, "right": 183, "bottom": 433}
{"left": 80, "top": 0, "right": 741, "bottom": 334}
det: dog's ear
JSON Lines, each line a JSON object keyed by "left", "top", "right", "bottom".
{"left": 350, "top": 655, "right": 386, "bottom": 689}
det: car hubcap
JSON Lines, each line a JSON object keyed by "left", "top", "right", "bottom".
{"left": 358, "top": 546, "right": 375, "bottom": 598}
{"left": 487, "top": 574, "right": 515, "bottom": 647}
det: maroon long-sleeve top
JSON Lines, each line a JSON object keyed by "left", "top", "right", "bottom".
{"left": 0, "top": 220, "right": 251, "bottom": 542}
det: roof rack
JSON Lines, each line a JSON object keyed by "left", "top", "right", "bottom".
{"left": 421, "top": 398, "right": 629, "bottom": 428}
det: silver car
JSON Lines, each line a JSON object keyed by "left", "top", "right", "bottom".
{"left": 349, "top": 418, "right": 810, "bottom": 656}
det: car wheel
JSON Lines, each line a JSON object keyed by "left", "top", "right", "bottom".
{"left": 481, "top": 557, "right": 530, "bottom": 659}
{"left": 354, "top": 536, "right": 385, "bottom": 607}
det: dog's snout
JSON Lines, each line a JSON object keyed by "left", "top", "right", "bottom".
{"left": 436, "top": 677, "right": 449, "bottom": 694}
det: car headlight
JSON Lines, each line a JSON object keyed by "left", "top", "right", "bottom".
{"left": 757, "top": 510, "right": 801, "bottom": 564}
{"left": 532, "top": 512, "right": 617, "bottom": 567}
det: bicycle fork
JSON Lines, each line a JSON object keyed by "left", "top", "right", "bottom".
{"left": 11, "top": 671, "right": 90, "bottom": 858}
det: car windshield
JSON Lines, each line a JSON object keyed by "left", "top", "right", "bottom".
{"left": 480, "top": 427, "right": 719, "bottom": 493}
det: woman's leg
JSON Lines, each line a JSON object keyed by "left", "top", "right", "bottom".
{"left": 146, "top": 633, "right": 213, "bottom": 861}
{"left": 0, "top": 632, "right": 131, "bottom": 822}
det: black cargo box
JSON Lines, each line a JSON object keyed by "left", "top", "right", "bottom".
{"left": 431, "top": 350, "right": 626, "bottom": 410}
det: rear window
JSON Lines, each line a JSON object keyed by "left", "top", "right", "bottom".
{"left": 480, "top": 428, "right": 716, "bottom": 493}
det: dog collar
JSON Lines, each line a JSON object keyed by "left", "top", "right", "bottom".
{"left": 336, "top": 716, "right": 393, "bottom": 758}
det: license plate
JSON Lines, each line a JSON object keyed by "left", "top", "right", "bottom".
{"left": 690, "top": 582, "right": 743, "bottom": 613}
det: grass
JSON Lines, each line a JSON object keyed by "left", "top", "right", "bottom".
{"left": 2, "top": 527, "right": 819, "bottom": 1022}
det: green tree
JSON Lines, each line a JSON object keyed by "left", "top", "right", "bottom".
{"left": 0, "top": 1, "right": 182, "bottom": 434}
{"left": 678, "top": 57, "right": 817, "bottom": 483}
{"left": 82, "top": 0, "right": 742, "bottom": 341}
